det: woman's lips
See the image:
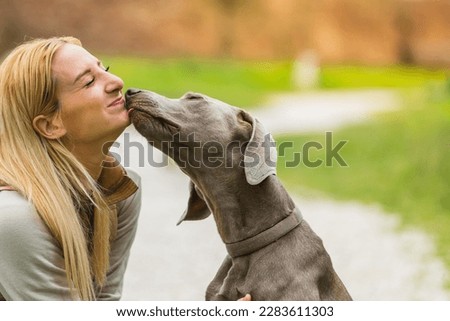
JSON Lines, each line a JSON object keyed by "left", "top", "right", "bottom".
{"left": 108, "top": 97, "right": 125, "bottom": 108}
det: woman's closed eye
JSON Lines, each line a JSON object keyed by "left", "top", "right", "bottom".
{"left": 85, "top": 77, "right": 95, "bottom": 87}
{"left": 84, "top": 66, "right": 110, "bottom": 87}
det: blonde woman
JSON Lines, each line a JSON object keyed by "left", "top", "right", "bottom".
{"left": 0, "top": 37, "right": 141, "bottom": 300}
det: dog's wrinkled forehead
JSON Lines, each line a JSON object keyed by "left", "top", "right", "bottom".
{"left": 181, "top": 92, "right": 240, "bottom": 122}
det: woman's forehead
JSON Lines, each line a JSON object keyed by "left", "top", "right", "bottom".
{"left": 52, "top": 44, "right": 97, "bottom": 84}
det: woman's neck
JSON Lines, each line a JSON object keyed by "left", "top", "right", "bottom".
{"left": 70, "top": 141, "right": 113, "bottom": 180}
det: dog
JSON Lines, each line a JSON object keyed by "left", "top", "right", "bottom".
{"left": 125, "top": 89, "right": 352, "bottom": 301}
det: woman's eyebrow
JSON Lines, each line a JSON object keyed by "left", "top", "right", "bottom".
{"left": 72, "top": 60, "right": 102, "bottom": 85}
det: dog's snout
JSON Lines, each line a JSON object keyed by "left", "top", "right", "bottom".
{"left": 126, "top": 88, "right": 142, "bottom": 99}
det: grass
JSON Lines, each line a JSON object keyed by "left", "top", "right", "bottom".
{"left": 276, "top": 84, "right": 450, "bottom": 278}
{"left": 320, "top": 65, "right": 448, "bottom": 89}
{"left": 100, "top": 56, "right": 294, "bottom": 107}
{"left": 100, "top": 56, "right": 448, "bottom": 106}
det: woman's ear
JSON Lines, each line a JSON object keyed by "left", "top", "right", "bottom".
{"left": 32, "top": 114, "right": 67, "bottom": 139}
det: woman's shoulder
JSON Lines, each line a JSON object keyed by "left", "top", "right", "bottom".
{"left": 0, "top": 190, "right": 33, "bottom": 213}
{"left": 0, "top": 191, "right": 42, "bottom": 233}
{"left": 0, "top": 191, "right": 58, "bottom": 260}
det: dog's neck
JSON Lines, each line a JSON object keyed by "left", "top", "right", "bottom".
{"left": 197, "top": 174, "right": 296, "bottom": 244}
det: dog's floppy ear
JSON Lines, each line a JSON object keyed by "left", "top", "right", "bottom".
{"left": 177, "top": 181, "right": 211, "bottom": 225}
{"left": 241, "top": 111, "right": 277, "bottom": 185}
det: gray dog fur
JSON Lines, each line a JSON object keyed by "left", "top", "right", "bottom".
{"left": 126, "top": 89, "right": 352, "bottom": 301}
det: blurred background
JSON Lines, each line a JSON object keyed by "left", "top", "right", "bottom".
{"left": 2, "top": 0, "right": 450, "bottom": 64}
{"left": 1, "top": 0, "right": 449, "bottom": 300}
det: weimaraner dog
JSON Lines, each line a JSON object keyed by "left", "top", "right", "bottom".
{"left": 125, "top": 89, "right": 352, "bottom": 301}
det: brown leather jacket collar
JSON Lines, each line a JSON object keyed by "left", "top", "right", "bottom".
{"left": 0, "top": 156, "right": 138, "bottom": 205}
{"left": 97, "top": 156, "right": 138, "bottom": 205}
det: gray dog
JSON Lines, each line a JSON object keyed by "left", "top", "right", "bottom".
{"left": 125, "top": 89, "right": 352, "bottom": 301}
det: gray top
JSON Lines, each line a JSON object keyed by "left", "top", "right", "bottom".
{"left": 0, "top": 170, "right": 141, "bottom": 300}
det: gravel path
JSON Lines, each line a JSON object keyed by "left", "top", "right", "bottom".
{"left": 252, "top": 89, "right": 401, "bottom": 134}
{"left": 120, "top": 89, "right": 449, "bottom": 300}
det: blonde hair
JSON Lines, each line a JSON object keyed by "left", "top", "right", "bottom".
{"left": 0, "top": 37, "right": 113, "bottom": 300}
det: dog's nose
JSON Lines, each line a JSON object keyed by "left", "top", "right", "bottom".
{"left": 126, "top": 88, "right": 142, "bottom": 99}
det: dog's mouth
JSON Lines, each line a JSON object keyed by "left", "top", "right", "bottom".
{"left": 127, "top": 103, "right": 180, "bottom": 136}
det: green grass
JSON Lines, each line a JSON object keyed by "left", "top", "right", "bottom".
{"left": 320, "top": 65, "right": 448, "bottom": 89}
{"left": 100, "top": 56, "right": 449, "bottom": 107}
{"left": 100, "top": 56, "right": 294, "bottom": 107}
{"left": 276, "top": 85, "right": 450, "bottom": 278}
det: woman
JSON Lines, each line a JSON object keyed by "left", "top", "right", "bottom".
{"left": 0, "top": 37, "right": 141, "bottom": 300}
{"left": 0, "top": 37, "right": 251, "bottom": 301}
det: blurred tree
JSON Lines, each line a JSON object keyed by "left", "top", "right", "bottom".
{"left": 0, "top": 0, "right": 24, "bottom": 54}
{"left": 214, "top": 0, "right": 244, "bottom": 56}
{"left": 394, "top": 1, "right": 414, "bottom": 65}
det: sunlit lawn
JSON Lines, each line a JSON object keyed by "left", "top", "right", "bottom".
{"left": 101, "top": 56, "right": 294, "bottom": 107}
{"left": 320, "top": 65, "right": 448, "bottom": 89}
{"left": 101, "top": 55, "right": 448, "bottom": 106}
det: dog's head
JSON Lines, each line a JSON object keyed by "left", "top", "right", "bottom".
{"left": 126, "top": 89, "right": 277, "bottom": 223}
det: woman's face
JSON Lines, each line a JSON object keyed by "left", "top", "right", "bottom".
{"left": 52, "top": 44, "right": 129, "bottom": 146}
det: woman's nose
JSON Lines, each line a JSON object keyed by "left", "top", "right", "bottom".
{"left": 105, "top": 72, "right": 124, "bottom": 93}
